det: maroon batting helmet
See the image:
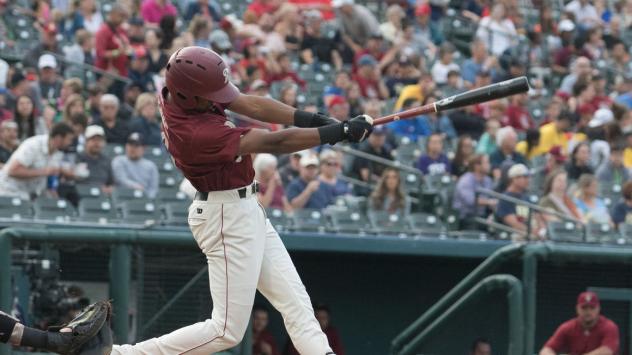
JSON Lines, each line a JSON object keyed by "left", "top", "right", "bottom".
{"left": 164, "top": 46, "right": 239, "bottom": 109}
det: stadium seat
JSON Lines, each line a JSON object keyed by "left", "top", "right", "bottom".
{"left": 34, "top": 198, "right": 76, "bottom": 222}
{"left": 618, "top": 224, "right": 632, "bottom": 245}
{"left": 112, "top": 188, "right": 146, "bottom": 202}
{"left": 330, "top": 209, "right": 374, "bottom": 235}
{"left": 158, "top": 160, "right": 177, "bottom": 174}
{"left": 547, "top": 221, "right": 584, "bottom": 243}
{"left": 408, "top": 213, "right": 444, "bottom": 236}
{"left": 586, "top": 223, "right": 620, "bottom": 244}
{"left": 369, "top": 211, "right": 413, "bottom": 236}
{"left": 292, "top": 209, "right": 331, "bottom": 233}
{"left": 0, "top": 196, "right": 33, "bottom": 221}
{"left": 103, "top": 144, "right": 125, "bottom": 158}
{"left": 265, "top": 208, "right": 294, "bottom": 233}
{"left": 392, "top": 144, "right": 421, "bottom": 166}
{"left": 144, "top": 146, "right": 169, "bottom": 163}
{"left": 160, "top": 174, "right": 182, "bottom": 189}
{"left": 163, "top": 201, "right": 190, "bottom": 226}
{"left": 76, "top": 185, "right": 104, "bottom": 200}
{"left": 119, "top": 200, "right": 163, "bottom": 225}
{"left": 157, "top": 188, "right": 189, "bottom": 204}
{"left": 78, "top": 198, "right": 119, "bottom": 224}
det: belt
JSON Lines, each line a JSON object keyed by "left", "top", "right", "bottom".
{"left": 194, "top": 182, "right": 260, "bottom": 201}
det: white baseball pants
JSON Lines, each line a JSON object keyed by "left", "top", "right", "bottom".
{"left": 112, "top": 183, "right": 333, "bottom": 355}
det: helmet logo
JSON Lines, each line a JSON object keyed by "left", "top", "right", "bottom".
{"left": 222, "top": 68, "right": 229, "bottom": 84}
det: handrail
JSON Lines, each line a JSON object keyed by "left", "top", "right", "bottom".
{"left": 474, "top": 216, "right": 526, "bottom": 238}
{"left": 333, "top": 145, "right": 424, "bottom": 177}
{"left": 44, "top": 51, "right": 132, "bottom": 84}
{"left": 336, "top": 174, "right": 420, "bottom": 204}
{"left": 390, "top": 242, "right": 525, "bottom": 354}
{"left": 397, "top": 274, "right": 524, "bottom": 355}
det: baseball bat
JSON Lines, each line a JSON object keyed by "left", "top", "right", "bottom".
{"left": 373, "top": 76, "right": 530, "bottom": 126}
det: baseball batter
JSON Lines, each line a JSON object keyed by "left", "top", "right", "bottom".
{"left": 110, "top": 46, "right": 373, "bottom": 355}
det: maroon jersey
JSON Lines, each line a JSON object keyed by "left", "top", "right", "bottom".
{"left": 544, "top": 316, "right": 619, "bottom": 355}
{"left": 159, "top": 93, "right": 255, "bottom": 192}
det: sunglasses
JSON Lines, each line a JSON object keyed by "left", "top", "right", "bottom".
{"left": 324, "top": 161, "right": 340, "bottom": 167}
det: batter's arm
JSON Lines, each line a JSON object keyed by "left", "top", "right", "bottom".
{"left": 228, "top": 94, "right": 337, "bottom": 127}
{"left": 238, "top": 128, "right": 322, "bottom": 155}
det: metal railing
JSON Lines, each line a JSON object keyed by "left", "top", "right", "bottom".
{"left": 45, "top": 51, "right": 132, "bottom": 85}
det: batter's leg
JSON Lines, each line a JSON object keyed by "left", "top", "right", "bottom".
{"left": 257, "top": 219, "right": 334, "bottom": 355}
{"left": 113, "top": 198, "right": 267, "bottom": 355}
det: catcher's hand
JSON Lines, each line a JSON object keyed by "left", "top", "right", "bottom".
{"left": 47, "top": 300, "right": 112, "bottom": 355}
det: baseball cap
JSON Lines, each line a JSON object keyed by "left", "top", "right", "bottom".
{"left": 508, "top": 164, "right": 530, "bottom": 178}
{"left": 577, "top": 291, "right": 600, "bottom": 307}
{"left": 1, "top": 120, "right": 17, "bottom": 130}
{"left": 250, "top": 79, "right": 269, "bottom": 91}
{"left": 548, "top": 146, "right": 566, "bottom": 163}
{"left": 85, "top": 125, "right": 105, "bottom": 139}
{"left": 358, "top": 54, "right": 377, "bottom": 67}
{"left": 559, "top": 19, "right": 576, "bottom": 32}
{"left": 38, "top": 54, "right": 58, "bottom": 70}
{"left": 415, "top": 3, "right": 431, "bottom": 16}
{"left": 332, "top": 0, "right": 354, "bottom": 7}
{"left": 327, "top": 95, "right": 347, "bottom": 109}
{"left": 127, "top": 132, "right": 144, "bottom": 145}
{"left": 300, "top": 154, "right": 319, "bottom": 167}
{"left": 209, "top": 29, "right": 232, "bottom": 50}
{"left": 42, "top": 22, "right": 57, "bottom": 35}
{"left": 588, "top": 108, "right": 614, "bottom": 128}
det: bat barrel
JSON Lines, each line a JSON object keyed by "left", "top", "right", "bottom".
{"left": 435, "top": 76, "right": 530, "bottom": 111}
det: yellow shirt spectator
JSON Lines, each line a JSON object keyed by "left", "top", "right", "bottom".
{"left": 624, "top": 148, "right": 632, "bottom": 168}
{"left": 394, "top": 84, "right": 423, "bottom": 111}
{"left": 516, "top": 141, "right": 548, "bottom": 159}
{"left": 536, "top": 121, "right": 568, "bottom": 154}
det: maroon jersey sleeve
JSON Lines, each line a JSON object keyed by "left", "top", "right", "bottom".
{"left": 192, "top": 122, "right": 251, "bottom": 164}
{"left": 600, "top": 319, "right": 620, "bottom": 353}
{"left": 544, "top": 321, "right": 572, "bottom": 352}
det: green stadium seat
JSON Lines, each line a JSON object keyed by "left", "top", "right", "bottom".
{"left": 265, "top": 208, "right": 294, "bottom": 233}
{"left": 160, "top": 173, "right": 182, "bottom": 189}
{"left": 144, "top": 146, "right": 169, "bottom": 163}
{"left": 34, "top": 198, "right": 76, "bottom": 222}
{"left": 617, "top": 224, "right": 632, "bottom": 245}
{"left": 586, "top": 223, "right": 620, "bottom": 244}
{"left": 104, "top": 144, "right": 125, "bottom": 158}
{"left": 292, "top": 209, "right": 331, "bottom": 233}
{"left": 78, "top": 198, "right": 119, "bottom": 224}
{"left": 119, "top": 200, "right": 163, "bottom": 225}
{"left": 547, "top": 221, "right": 584, "bottom": 243}
{"left": 330, "top": 209, "right": 374, "bottom": 235}
{"left": 112, "top": 187, "right": 146, "bottom": 202}
{"left": 369, "top": 211, "right": 413, "bottom": 236}
{"left": 163, "top": 201, "right": 190, "bottom": 226}
{"left": 408, "top": 213, "right": 444, "bottom": 236}
{"left": 0, "top": 196, "right": 33, "bottom": 221}
{"left": 76, "top": 185, "right": 104, "bottom": 200}
{"left": 157, "top": 188, "right": 189, "bottom": 204}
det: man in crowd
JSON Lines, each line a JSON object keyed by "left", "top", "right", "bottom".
{"left": 539, "top": 291, "right": 619, "bottom": 355}
{"left": 417, "top": 133, "right": 451, "bottom": 176}
{"left": 452, "top": 154, "right": 496, "bottom": 229}
{"left": 24, "top": 23, "right": 62, "bottom": 69}
{"left": 95, "top": 5, "right": 130, "bottom": 78}
{"left": 318, "top": 150, "right": 350, "bottom": 197}
{"left": 111, "top": 133, "right": 159, "bottom": 198}
{"left": 76, "top": 125, "right": 114, "bottom": 195}
{"left": 0, "top": 122, "right": 74, "bottom": 199}
{"left": 461, "top": 39, "right": 498, "bottom": 87}
{"left": 504, "top": 92, "right": 535, "bottom": 133}
{"left": 327, "top": 95, "right": 350, "bottom": 122}
{"left": 534, "top": 110, "right": 573, "bottom": 154}
{"left": 495, "top": 163, "right": 532, "bottom": 234}
{"left": 596, "top": 142, "right": 630, "bottom": 187}
{"left": 94, "top": 94, "right": 130, "bottom": 145}
{"left": 284, "top": 303, "right": 345, "bottom": 355}
{"left": 0, "top": 120, "right": 18, "bottom": 168}
{"left": 489, "top": 126, "right": 528, "bottom": 180}
{"left": 351, "top": 125, "right": 392, "bottom": 195}
{"left": 286, "top": 154, "right": 333, "bottom": 210}
{"left": 252, "top": 305, "right": 280, "bottom": 355}
{"left": 560, "top": 57, "right": 592, "bottom": 95}
{"left": 470, "top": 338, "right": 492, "bottom": 355}
{"left": 333, "top": 0, "right": 380, "bottom": 50}
{"left": 37, "top": 54, "right": 62, "bottom": 104}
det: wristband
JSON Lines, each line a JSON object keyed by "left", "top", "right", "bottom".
{"left": 293, "top": 110, "right": 315, "bottom": 128}
{"left": 0, "top": 312, "right": 18, "bottom": 342}
{"left": 317, "top": 123, "right": 345, "bottom": 145}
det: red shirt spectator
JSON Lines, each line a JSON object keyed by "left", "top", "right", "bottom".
{"left": 503, "top": 93, "right": 534, "bottom": 132}
{"left": 247, "top": 0, "right": 279, "bottom": 17}
{"left": 94, "top": 7, "right": 130, "bottom": 77}
{"left": 288, "top": 0, "right": 334, "bottom": 20}
{"left": 252, "top": 306, "right": 280, "bottom": 355}
{"left": 140, "top": 0, "right": 177, "bottom": 25}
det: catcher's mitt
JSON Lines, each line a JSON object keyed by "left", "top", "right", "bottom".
{"left": 46, "top": 300, "right": 111, "bottom": 355}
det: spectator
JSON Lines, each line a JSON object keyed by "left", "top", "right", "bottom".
{"left": 368, "top": 167, "right": 410, "bottom": 216}
{"left": 495, "top": 164, "right": 533, "bottom": 234}
{"left": 279, "top": 151, "right": 303, "bottom": 186}
{"left": 87, "top": 83, "right": 105, "bottom": 119}
{"left": 68, "top": 0, "right": 103, "bottom": 35}
{"left": 412, "top": 3, "right": 442, "bottom": 54}
{"left": 278, "top": 83, "right": 298, "bottom": 109}
{"left": 570, "top": 80, "right": 597, "bottom": 119}
{"left": 533, "top": 110, "right": 573, "bottom": 155}
{"left": 5, "top": 72, "right": 30, "bottom": 113}
{"left": 141, "top": 0, "right": 177, "bottom": 27}
{"left": 75, "top": 125, "right": 114, "bottom": 195}
{"left": 566, "top": 142, "right": 593, "bottom": 181}
{"left": 323, "top": 71, "right": 352, "bottom": 107}
{"left": 516, "top": 129, "right": 543, "bottom": 160}
{"left": 145, "top": 28, "right": 168, "bottom": 74}
{"left": 37, "top": 54, "right": 62, "bottom": 105}
{"left": 539, "top": 291, "right": 619, "bottom": 355}
{"left": 254, "top": 153, "right": 291, "bottom": 212}
{"left": 452, "top": 135, "right": 475, "bottom": 177}
{"left": 13, "top": 96, "right": 47, "bottom": 142}
{"left": 0, "top": 120, "right": 18, "bottom": 168}
{"left": 475, "top": 119, "right": 501, "bottom": 155}
{"left": 559, "top": 57, "right": 591, "bottom": 95}
{"left": 470, "top": 338, "right": 492, "bottom": 355}
{"left": 442, "top": 70, "right": 463, "bottom": 97}
{"left": 128, "top": 48, "right": 156, "bottom": 93}
{"left": 118, "top": 82, "right": 143, "bottom": 122}
{"left": 489, "top": 126, "right": 528, "bottom": 178}
{"left": 353, "top": 54, "right": 388, "bottom": 99}
{"left": 284, "top": 303, "right": 345, "bottom": 355}
{"left": 286, "top": 154, "right": 333, "bottom": 210}
{"left": 95, "top": 5, "right": 131, "bottom": 77}
{"left": 607, "top": 41, "right": 632, "bottom": 82}
{"left": 379, "top": 4, "right": 405, "bottom": 43}
{"left": 24, "top": 23, "right": 62, "bottom": 69}
{"left": 94, "top": 94, "right": 130, "bottom": 145}
{"left": 431, "top": 42, "right": 459, "bottom": 85}
{"left": 333, "top": 0, "right": 380, "bottom": 50}
{"left": 300, "top": 10, "right": 342, "bottom": 70}
{"left": 475, "top": 3, "right": 518, "bottom": 56}
{"left": 417, "top": 133, "right": 451, "bottom": 176}
{"left": 564, "top": 0, "right": 602, "bottom": 28}
{"left": 0, "top": 122, "right": 75, "bottom": 199}
{"left": 318, "top": 150, "right": 350, "bottom": 197}
{"left": 452, "top": 154, "right": 495, "bottom": 227}
{"left": 184, "top": 0, "right": 221, "bottom": 22}
{"left": 326, "top": 96, "right": 350, "bottom": 122}
{"left": 538, "top": 169, "right": 581, "bottom": 223}
{"left": 573, "top": 174, "right": 612, "bottom": 225}
{"left": 129, "top": 93, "right": 161, "bottom": 146}
{"left": 418, "top": 94, "right": 457, "bottom": 140}
{"left": 252, "top": 305, "right": 280, "bottom": 355}
{"left": 388, "top": 98, "right": 428, "bottom": 142}
{"left": 588, "top": 110, "right": 617, "bottom": 171}
{"left": 504, "top": 92, "right": 535, "bottom": 133}
{"left": 394, "top": 73, "right": 435, "bottom": 111}
{"left": 351, "top": 125, "right": 391, "bottom": 195}
{"left": 612, "top": 181, "right": 632, "bottom": 227}
{"left": 266, "top": 52, "right": 306, "bottom": 89}
{"left": 596, "top": 143, "right": 630, "bottom": 187}
{"left": 111, "top": 133, "right": 159, "bottom": 198}
{"left": 187, "top": 15, "right": 212, "bottom": 48}
{"left": 461, "top": 39, "right": 498, "bottom": 86}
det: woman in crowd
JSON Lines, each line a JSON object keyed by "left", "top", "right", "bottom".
{"left": 380, "top": 4, "right": 405, "bottom": 43}
{"left": 538, "top": 169, "right": 581, "bottom": 223}
{"left": 187, "top": 15, "right": 212, "bottom": 48}
{"left": 62, "top": 94, "right": 86, "bottom": 124}
{"left": 145, "top": 28, "right": 168, "bottom": 74}
{"left": 13, "top": 95, "right": 47, "bottom": 141}
{"left": 130, "top": 93, "right": 161, "bottom": 146}
{"left": 368, "top": 168, "right": 410, "bottom": 216}
{"left": 573, "top": 174, "right": 613, "bottom": 225}
{"left": 253, "top": 153, "right": 292, "bottom": 212}
{"left": 566, "top": 142, "right": 593, "bottom": 181}
{"left": 475, "top": 118, "right": 501, "bottom": 155}
{"left": 516, "top": 129, "right": 545, "bottom": 160}
{"left": 279, "top": 83, "right": 298, "bottom": 109}
{"left": 451, "top": 135, "right": 474, "bottom": 177}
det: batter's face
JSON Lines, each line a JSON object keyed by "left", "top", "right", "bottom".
{"left": 252, "top": 310, "right": 268, "bottom": 333}
{"left": 576, "top": 304, "right": 600, "bottom": 328}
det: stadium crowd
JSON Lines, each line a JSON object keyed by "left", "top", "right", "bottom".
{"left": 2, "top": 0, "right": 632, "bottom": 240}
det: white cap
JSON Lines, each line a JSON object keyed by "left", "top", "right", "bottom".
{"left": 300, "top": 154, "right": 319, "bottom": 167}
{"left": 85, "top": 125, "right": 105, "bottom": 139}
{"left": 559, "top": 19, "right": 575, "bottom": 32}
{"left": 332, "top": 0, "right": 354, "bottom": 7}
{"left": 508, "top": 164, "right": 530, "bottom": 178}
{"left": 38, "top": 54, "right": 58, "bottom": 69}
{"left": 588, "top": 108, "right": 614, "bottom": 128}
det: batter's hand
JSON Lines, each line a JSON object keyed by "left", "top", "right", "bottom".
{"left": 343, "top": 115, "right": 373, "bottom": 143}
{"left": 310, "top": 112, "right": 339, "bottom": 127}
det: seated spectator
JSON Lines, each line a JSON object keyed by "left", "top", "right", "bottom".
{"left": 279, "top": 151, "right": 303, "bottom": 186}
{"left": 76, "top": 125, "right": 114, "bottom": 195}
{"left": 394, "top": 73, "right": 435, "bottom": 111}
{"left": 441, "top": 70, "right": 463, "bottom": 97}
{"left": 286, "top": 154, "right": 333, "bottom": 210}
{"left": 300, "top": 10, "right": 342, "bottom": 70}
{"left": 252, "top": 305, "right": 280, "bottom": 355}
{"left": 14, "top": 95, "right": 47, "bottom": 142}
{"left": 128, "top": 48, "right": 156, "bottom": 93}
{"left": 574, "top": 174, "right": 613, "bottom": 225}
{"left": 323, "top": 71, "right": 352, "bottom": 107}
{"left": 129, "top": 93, "right": 161, "bottom": 146}
{"left": 326, "top": 96, "right": 350, "bottom": 122}
{"left": 318, "top": 150, "right": 350, "bottom": 197}
{"left": 62, "top": 94, "right": 87, "bottom": 124}
{"left": 475, "top": 119, "right": 501, "bottom": 155}
{"left": 489, "top": 126, "right": 528, "bottom": 179}
{"left": 37, "top": 54, "right": 63, "bottom": 105}
{"left": 94, "top": 94, "right": 130, "bottom": 145}
{"left": 140, "top": 0, "right": 177, "bottom": 27}
{"left": 461, "top": 39, "right": 498, "bottom": 87}
{"left": 559, "top": 57, "right": 592, "bottom": 96}
{"left": 111, "top": 133, "right": 159, "bottom": 198}
{"left": 470, "top": 338, "right": 492, "bottom": 355}
{"left": 612, "top": 181, "right": 632, "bottom": 228}
{"left": 504, "top": 92, "right": 535, "bottom": 133}
{"left": 0, "top": 123, "right": 75, "bottom": 199}
{"left": 431, "top": 42, "right": 460, "bottom": 85}
{"left": 495, "top": 164, "right": 533, "bottom": 234}
{"left": 539, "top": 291, "right": 619, "bottom": 355}
{"left": 254, "top": 153, "right": 291, "bottom": 212}
{"left": 351, "top": 125, "right": 392, "bottom": 195}
{"left": 145, "top": 28, "right": 168, "bottom": 74}
{"left": 353, "top": 54, "right": 388, "bottom": 99}
{"left": 451, "top": 135, "right": 475, "bottom": 177}
{"left": 266, "top": 52, "right": 306, "bottom": 89}
{"left": 368, "top": 168, "right": 410, "bottom": 216}
{"left": 333, "top": 0, "right": 380, "bottom": 48}
{"left": 278, "top": 83, "right": 298, "bottom": 109}
{"left": 543, "top": 146, "right": 568, "bottom": 176}
{"left": 566, "top": 142, "right": 594, "bottom": 181}
{"left": 596, "top": 143, "right": 630, "bottom": 187}
{"left": 418, "top": 94, "right": 457, "bottom": 141}
{"left": 388, "top": 98, "right": 428, "bottom": 142}
{"left": 184, "top": 0, "right": 221, "bottom": 22}
{"left": 284, "top": 303, "right": 345, "bottom": 355}
{"left": 379, "top": 4, "right": 405, "bottom": 43}
{"left": 474, "top": 3, "right": 517, "bottom": 56}
{"left": 0, "top": 121, "right": 18, "bottom": 168}
{"left": 516, "top": 129, "right": 544, "bottom": 160}
{"left": 452, "top": 154, "right": 495, "bottom": 227}
{"left": 534, "top": 110, "right": 574, "bottom": 155}
{"left": 538, "top": 169, "right": 581, "bottom": 223}
{"left": 417, "top": 133, "right": 451, "bottom": 176}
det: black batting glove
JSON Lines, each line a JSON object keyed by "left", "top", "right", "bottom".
{"left": 311, "top": 112, "right": 339, "bottom": 127}
{"left": 343, "top": 114, "right": 374, "bottom": 143}
{"left": 294, "top": 110, "right": 339, "bottom": 128}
